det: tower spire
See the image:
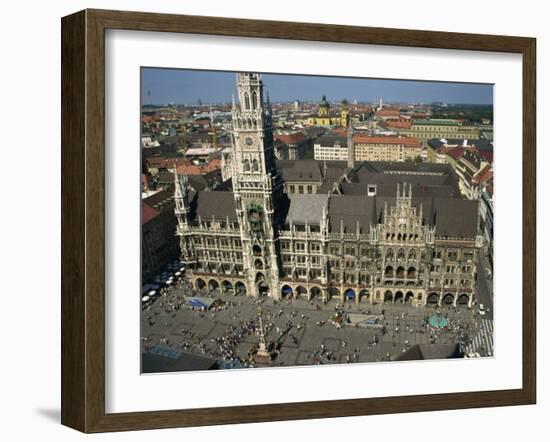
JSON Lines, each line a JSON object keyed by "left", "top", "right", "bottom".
{"left": 174, "top": 164, "right": 191, "bottom": 226}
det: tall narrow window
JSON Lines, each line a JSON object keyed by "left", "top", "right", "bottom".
{"left": 244, "top": 92, "right": 250, "bottom": 110}
{"left": 252, "top": 92, "right": 257, "bottom": 109}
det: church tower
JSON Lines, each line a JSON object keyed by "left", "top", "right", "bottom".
{"left": 174, "top": 168, "right": 195, "bottom": 266}
{"left": 340, "top": 99, "right": 349, "bottom": 126}
{"left": 231, "top": 73, "right": 283, "bottom": 298}
{"left": 319, "top": 94, "right": 330, "bottom": 117}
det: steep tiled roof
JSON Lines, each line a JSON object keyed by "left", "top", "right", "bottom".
{"left": 446, "top": 146, "right": 465, "bottom": 160}
{"left": 176, "top": 159, "right": 221, "bottom": 176}
{"left": 328, "top": 195, "right": 376, "bottom": 234}
{"left": 384, "top": 118, "right": 412, "bottom": 129}
{"left": 433, "top": 199, "right": 478, "bottom": 239}
{"left": 285, "top": 194, "right": 329, "bottom": 225}
{"left": 142, "top": 202, "right": 161, "bottom": 225}
{"left": 315, "top": 133, "right": 348, "bottom": 147}
{"left": 143, "top": 189, "right": 173, "bottom": 210}
{"left": 278, "top": 160, "right": 324, "bottom": 182}
{"left": 274, "top": 133, "right": 308, "bottom": 145}
{"left": 473, "top": 164, "right": 493, "bottom": 186}
{"left": 353, "top": 135, "right": 420, "bottom": 147}
{"left": 146, "top": 156, "right": 188, "bottom": 169}
{"left": 194, "top": 191, "right": 238, "bottom": 221}
{"left": 375, "top": 110, "right": 400, "bottom": 117}
{"left": 478, "top": 151, "right": 493, "bottom": 163}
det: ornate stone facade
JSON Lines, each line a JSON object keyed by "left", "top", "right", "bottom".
{"left": 174, "top": 73, "right": 483, "bottom": 308}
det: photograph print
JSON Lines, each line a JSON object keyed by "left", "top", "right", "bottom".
{"left": 140, "top": 69, "right": 494, "bottom": 373}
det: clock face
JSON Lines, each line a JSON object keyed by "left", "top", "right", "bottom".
{"left": 245, "top": 136, "right": 254, "bottom": 146}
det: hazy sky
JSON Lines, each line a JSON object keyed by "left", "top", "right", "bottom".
{"left": 141, "top": 68, "right": 493, "bottom": 106}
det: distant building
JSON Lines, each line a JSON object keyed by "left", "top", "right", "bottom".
{"left": 478, "top": 184, "right": 494, "bottom": 273}
{"left": 374, "top": 109, "right": 400, "bottom": 120}
{"left": 427, "top": 138, "right": 492, "bottom": 166}
{"left": 273, "top": 132, "right": 311, "bottom": 160}
{"left": 353, "top": 135, "right": 422, "bottom": 162}
{"left": 183, "top": 146, "right": 221, "bottom": 163}
{"left": 141, "top": 197, "right": 179, "bottom": 283}
{"left": 142, "top": 136, "right": 160, "bottom": 148}
{"left": 455, "top": 148, "right": 491, "bottom": 199}
{"left": 145, "top": 156, "right": 188, "bottom": 175}
{"left": 306, "top": 96, "right": 349, "bottom": 127}
{"left": 314, "top": 133, "right": 348, "bottom": 161}
{"left": 277, "top": 160, "right": 335, "bottom": 194}
{"left": 397, "top": 119, "right": 481, "bottom": 144}
{"left": 382, "top": 118, "right": 412, "bottom": 130}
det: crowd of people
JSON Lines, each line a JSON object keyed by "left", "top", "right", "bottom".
{"left": 141, "top": 275, "right": 484, "bottom": 367}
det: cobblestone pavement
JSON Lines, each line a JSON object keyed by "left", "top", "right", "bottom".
{"left": 141, "top": 280, "right": 490, "bottom": 371}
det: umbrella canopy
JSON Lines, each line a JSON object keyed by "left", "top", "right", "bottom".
{"left": 142, "top": 295, "right": 150, "bottom": 302}
{"left": 187, "top": 298, "right": 210, "bottom": 309}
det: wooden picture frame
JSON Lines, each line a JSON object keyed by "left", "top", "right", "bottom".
{"left": 61, "top": 8, "right": 536, "bottom": 433}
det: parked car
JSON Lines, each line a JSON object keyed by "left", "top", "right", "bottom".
{"left": 479, "top": 304, "right": 486, "bottom": 316}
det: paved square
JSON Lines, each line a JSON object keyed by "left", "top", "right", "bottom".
{"left": 141, "top": 280, "right": 491, "bottom": 371}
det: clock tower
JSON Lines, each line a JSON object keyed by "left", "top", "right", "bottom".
{"left": 231, "top": 73, "right": 283, "bottom": 298}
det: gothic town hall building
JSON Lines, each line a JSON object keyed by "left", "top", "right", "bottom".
{"left": 174, "top": 73, "right": 483, "bottom": 307}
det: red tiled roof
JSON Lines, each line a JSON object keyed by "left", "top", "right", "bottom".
{"left": 375, "top": 110, "right": 400, "bottom": 117}
{"left": 331, "top": 127, "right": 348, "bottom": 135}
{"left": 446, "top": 146, "right": 465, "bottom": 160}
{"left": 176, "top": 159, "right": 221, "bottom": 176}
{"left": 193, "top": 118, "right": 211, "bottom": 124}
{"left": 384, "top": 118, "right": 412, "bottom": 129}
{"left": 478, "top": 151, "right": 494, "bottom": 163}
{"left": 146, "top": 157, "right": 189, "bottom": 169}
{"left": 142, "top": 202, "right": 161, "bottom": 225}
{"left": 274, "top": 133, "right": 308, "bottom": 145}
{"left": 473, "top": 164, "right": 493, "bottom": 185}
{"left": 141, "top": 173, "right": 153, "bottom": 189}
{"left": 353, "top": 135, "right": 420, "bottom": 147}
